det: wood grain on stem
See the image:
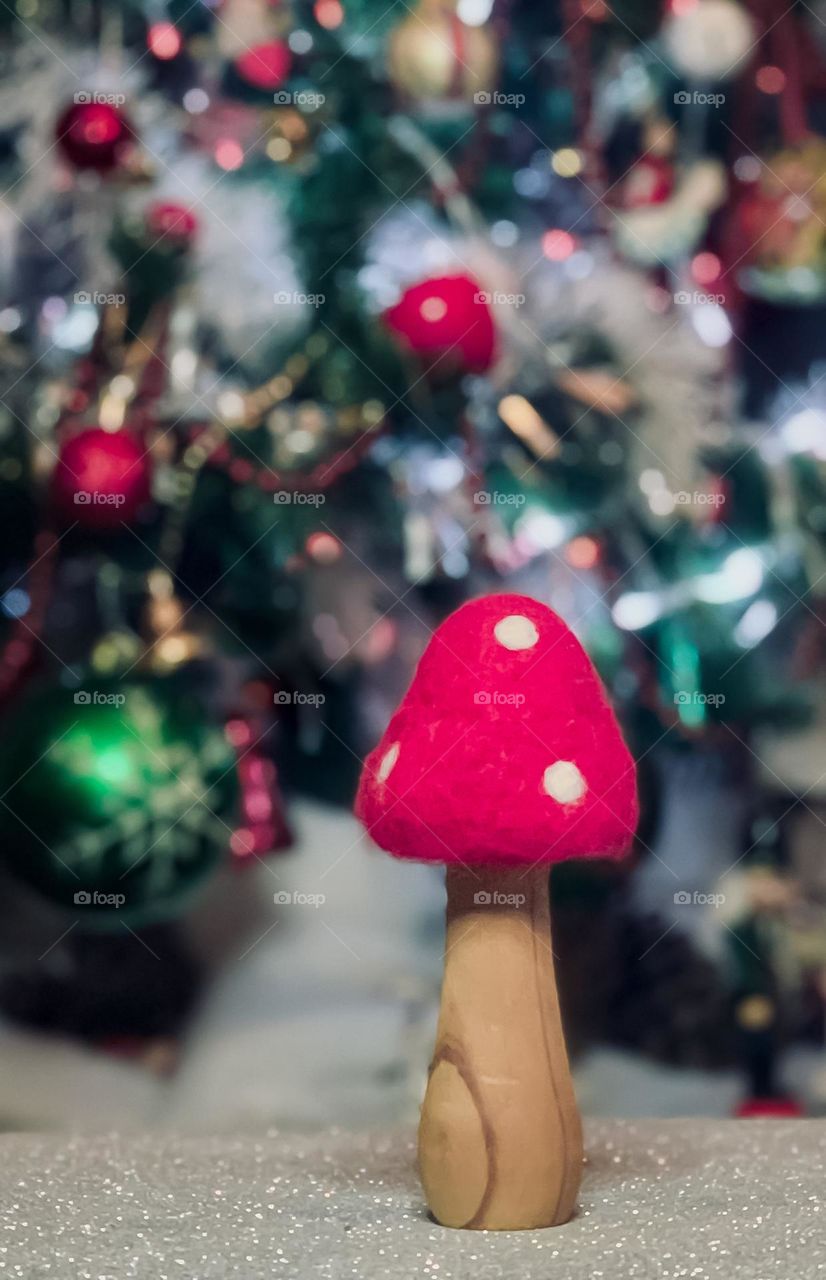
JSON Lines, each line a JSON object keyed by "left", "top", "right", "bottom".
{"left": 418, "top": 864, "right": 582, "bottom": 1230}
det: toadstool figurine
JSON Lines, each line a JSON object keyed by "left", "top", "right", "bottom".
{"left": 355, "top": 593, "right": 638, "bottom": 1230}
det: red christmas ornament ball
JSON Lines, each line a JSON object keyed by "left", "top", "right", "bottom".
{"left": 305, "top": 531, "right": 343, "bottom": 564}
{"left": 55, "top": 99, "right": 134, "bottom": 173}
{"left": 621, "top": 155, "right": 674, "bottom": 210}
{"left": 53, "top": 427, "right": 152, "bottom": 530}
{"left": 145, "top": 201, "right": 199, "bottom": 248}
{"left": 234, "top": 40, "right": 292, "bottom": 90}
{"left": 383, "top": 274, "right": 497, "bottom": 374}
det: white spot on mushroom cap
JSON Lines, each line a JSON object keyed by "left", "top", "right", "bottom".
{"left": 377, "top": 742, "right": 400, "bottom": 783}
{"left": 494, "top": 614, "right": 539, "bottom": 651}
{"left": 420, "top": 296, "right": 447, "bottom": 323}
{"left": 543, "top": 761, "right": 587, "bottom": 805}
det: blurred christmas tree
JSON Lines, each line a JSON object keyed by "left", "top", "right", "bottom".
{"left": 1, "top": 0, "right": 825, "bottom": 1083}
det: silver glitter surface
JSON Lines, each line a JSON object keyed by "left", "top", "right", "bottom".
{"left": 1, "top": 1120, "right": 825, "bottom": 1278}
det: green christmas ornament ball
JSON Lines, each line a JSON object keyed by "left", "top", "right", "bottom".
{"left": 0, "top": 677, "right": 238, "bottom": 927}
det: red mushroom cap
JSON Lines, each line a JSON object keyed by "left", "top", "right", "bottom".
{"left": 355, "top": 593, "right": 638, "bottom": 866}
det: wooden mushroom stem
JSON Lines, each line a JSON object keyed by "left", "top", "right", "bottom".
{"left": 418, "top": 863, "right": 582, "bottom": 1230}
